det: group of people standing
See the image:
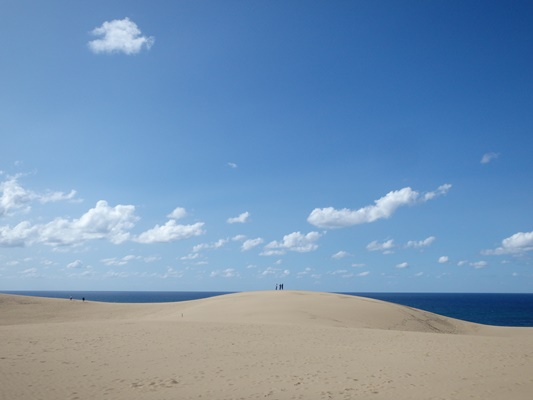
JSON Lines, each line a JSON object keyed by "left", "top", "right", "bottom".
{"left": 275, "top": 283, "right": 284, "bottom": 290}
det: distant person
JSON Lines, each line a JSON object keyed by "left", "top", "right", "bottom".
{"left": 69, "top": 296, "right": 72, "bottom": 301}
{"left": 275, "top": 284, "right": 278, "bottom": 290}
{"left": 280, "top": 283, "right": 284, "bottom": 290}
{"left": 82, "top": 297, "right": 85, "bottom": 302}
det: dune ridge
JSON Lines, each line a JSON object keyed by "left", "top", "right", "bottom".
{"left": 1, "top": 291, "right": 532, "bottom": 399}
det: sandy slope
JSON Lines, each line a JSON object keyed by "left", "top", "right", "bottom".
{"left": 1, "top": 291, "right": 532, "bottom": 400}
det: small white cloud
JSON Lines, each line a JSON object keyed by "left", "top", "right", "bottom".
{"left": 88, "top": 18, "right": 154, "bottom": 55}
{"left": 351, "top": 263, "right": 365, "bottom": 268}
{"left": 265, "top": 231, "right": 322, "bottom": 254}
{"left": 260, "top": 266, "right": 289, "bottom": 278}
{"left": 307, "top": 184, "right": 451, "bottom": 229}
{"left": 241, "top": 237, "right": 264, "bottom": 251}
{"left": 232, "top": 234, "right": 247, "bottom": 241}
{"left": 20, "top": 267, "right": 40, "bottom": 278}
{"left": 227, "top": 162, "right": 238, "bottom": 169}
{"left": 457, "top": 260, "right": 468, "bottom": 266}
{"left": 180, "top": 253, "right": 200, "bottom": 261}
{"left": 66, "top": 260, "right": 83, "bottom": 269}
{"left": 367, "top": 239, "right": 395, "bottom": 253}
{"left": 438, "top": 256, "right": 449, "bottom": 264}
{"left": 210, "top": 268, "right": 239, "bottom": 278}
{"left": 357, "top": 271, "right": 370, "bottom": 277}
{"left": 167, "top": 207, "right": 187, "bottom": 220}
{"left": 406, "top": 236, "right": 436, "bottom": 248}
{"left": 481, "top": 152, "right": 499, "bottom": 164}
{"left": 470, "top": 261, "right": 488, "bottom": 269}
{"left": 101, "top": 255, "right": 141, "bottom": 266}
{"left": 414, "top": 272, "right": 424, "bottom": 277}
{"left": 483, "top": 231, "right": 533, "bottom": 255}
{"left": 227, "top": 211, "right": 250, "bottom": 224}
{"left": 332, "top": 250, "right": 350, "bottom": 259}
{"left": 135, "top": 221, "right": 205, "bottom": 244}
{"left": 192, "top": 238, "right": 229, "bottom": 253}
{"left": 395, "top": 262, "right": 409, "bottom": 269}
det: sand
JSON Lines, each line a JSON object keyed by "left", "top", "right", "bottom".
{"left": 1, "top": 291, "right": 532, "bottom": 400}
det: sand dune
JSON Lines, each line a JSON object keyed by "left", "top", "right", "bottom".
{"left": 1, "top": 291, "right": 532, "bottom": 399}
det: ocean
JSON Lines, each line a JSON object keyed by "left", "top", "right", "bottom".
{"left": 2, "top": 291, "right": 533, "bottom": 327}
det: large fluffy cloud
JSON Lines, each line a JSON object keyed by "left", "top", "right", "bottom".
{"left": 88, "top": 18, "right": 154, "bottom": 55}
{"left": 483, "top": 231, "right": 533, "bottom": 255}
{"left": 0, "top": 200, "right": 137, "bottom": 247}
{"left": 307, "top": 184, "right": 451, "bottom": 229}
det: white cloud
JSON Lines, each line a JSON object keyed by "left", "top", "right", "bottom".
{"left": 351, "top": 263, "right": 365, "bottom": 268}
{"left": 135, "top": 220, "right": 205, "bottom": 244}
{"left": 210, "top": 268, "right": 239, "bottom": 278}
{"left": 471, "top": 261, "right": 488, "bottom": 269}
{"left": 0, "top": 221, "right": 37, "bottom": 247}
{"left": 167, "top": 207, "right": 187, "bottom": 220}
{"left": 481, "top": 152, "right": 500, "bottom": 164}
{"left": 101, "top": 255, "right": 141, "bottom": 266}
{"left": 227, "top": 211, "right": 250, "bottom": 224}
{"left": 332, "top": 250, "right": 350, "bottom": 259}
{"left": 88, "top": 18, "right": 154, "bottom": 55}
{"left": 232, "top": 234, "right": 247, "bottom": 241}
{"left": 0, "top": 175, "right": 77, "bottom": 217}
{"left": 297, "top": 267, "right": 313, "bottom": 277}
{"left": 241, "top": 237, "right": 264, "bottom": 251}
{"left": 227, "top": 162, "right": 238, "bottom": 169}
{"left": 264, "top": 231, "right": 322, "bottom": 254}
{"left": 457, "top": 260, "right": 468, "bottom": 266}
{"left": 357, "top": 271, "right": 370, "bottom": 277}
{"left": 406, "top": 236, "right": 436, "bottom": 248}
{"left": 192, "top": 238, "right": 229, "bottom": 252}
{"left": 163, "top": 267, "right": 184, "bottom": 279}
{"left": 0, "top": 200, "right": 138, "bottom": 247}
{"left": 483, "top": 231, "right": 533, "bottom": 255}
{"left": 395, "top": 262, "right": 409, "bottom": 269}
{"left": 261, "top": 267, "right": 290, "bottom": 278}
{"left": 307, "top": 184, "right": 451, "bottom": 228}
{"left": 438, "top": 256, "right": 449, "bottom": 264}
{"left": 66, "top": 259, "right": 83, "bottom": 269}
{"left": 180, "top": 253, "right": 201, "bottom": 261}
{"left": 366, "top": 239, "right": 395, "bottom": 253}
{"left": 20, "top": 267, "right": 40, "bottom": 278}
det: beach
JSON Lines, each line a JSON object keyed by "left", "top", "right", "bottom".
{"left": 1, "top": 291, "right": 532, "bottom": 400}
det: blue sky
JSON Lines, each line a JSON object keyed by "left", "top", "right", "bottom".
{"left": 1, "top": 0, "right": 532, "bottom": 292}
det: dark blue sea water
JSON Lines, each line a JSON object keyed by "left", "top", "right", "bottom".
{"left": 2, "top": 291, "right": 533, "bottom": 327}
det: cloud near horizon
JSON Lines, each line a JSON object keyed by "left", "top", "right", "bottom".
{"left": 88, "top": 18, "right": 154, "bottom": 55}
{"left": 307, "top": 184, "right": 451, "bottom": 229}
